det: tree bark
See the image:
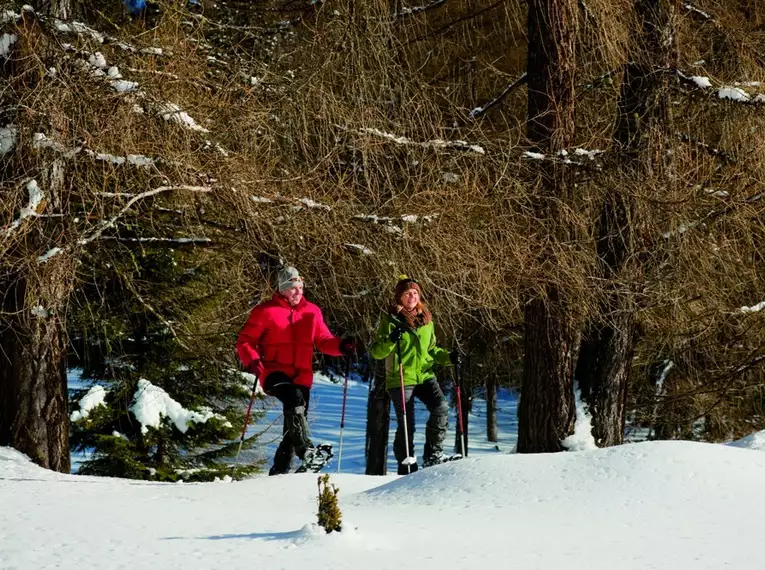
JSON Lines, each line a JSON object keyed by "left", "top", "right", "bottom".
{"left": 0, "top": 1, "right": 75, "bottom": 471}
{"left": 0, "top": 274, "right": 70, "bottom": 472}
{"left": 485, "top": 373, "right": 498, "bottom": 443}
{"left": 453, "top": 370, "right": 470, "bottom": 457}
{"left": 576, "top": 0, "right": 678, "bottom": 446}
{"left": 517, "top": 0, "right": 580, "bottom": 453}
{"left": 365, "top": 360, "right": 390, "bottom": 475}
{"left": 34, "top": 0, "right": 72, "bottom": 19}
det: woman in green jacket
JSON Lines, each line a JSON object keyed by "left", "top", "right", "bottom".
{"left": 370, "top": 277, "right": 451, "bottom": 474}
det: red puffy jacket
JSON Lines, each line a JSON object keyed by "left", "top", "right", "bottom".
{"left": 236, "top": 293, "right": 342, "bottom": 388}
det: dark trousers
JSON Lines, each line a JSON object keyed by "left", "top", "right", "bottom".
{"left": 264, "top": 372, "right": 312, "bottom": 474}
{"left": 389, "top": 377, "right": 449, "bottom": 466}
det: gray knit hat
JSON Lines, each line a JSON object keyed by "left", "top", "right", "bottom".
{"left": 277, "top": 266, "right": 304, "bottom": 292}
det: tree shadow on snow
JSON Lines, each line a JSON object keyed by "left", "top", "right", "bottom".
{"left": 164, "top": 528, "right": 313, "bottom": 542}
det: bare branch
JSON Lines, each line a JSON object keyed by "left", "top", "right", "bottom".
{"left": 469, "top": 72, "right": 528, "bottom": 119}
{"left": 393, "top": 0, "right": 448, "bottom": 20}
{"left": 37, "top": 186, "right": 211, "bottom": 264}
{"left": 341, "top": 125, "right": 486, "bottom": 154}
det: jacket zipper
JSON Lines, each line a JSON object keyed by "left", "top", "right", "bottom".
{"left": 289, "top": 306, "right": 297, "bottom": 373}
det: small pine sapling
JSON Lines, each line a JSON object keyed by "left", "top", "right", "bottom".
{"left": 316, "top": 474, "right": 342, "bottom": 533}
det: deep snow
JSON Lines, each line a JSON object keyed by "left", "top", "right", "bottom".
{"left": 4, "top": 369, "right": 764, "bottom": 569}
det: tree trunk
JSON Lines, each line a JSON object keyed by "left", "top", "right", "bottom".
{"left": 365, "top": 361, "right": 390, "bottom": 475}
{"left": 518, "top": 297, "right": 580, "bottom": 452}
{"left": 34, "top": 0, "right": 72, "bottom": 19}
{"left": 576, "top": 0, "right": 678, "bottom": 446}
{"left": 517, "top": 0, "right": 580, "bottom": 453}
{"left": 485, "top": 373, "right": 498, "bottom": 443}
{"left": 0, "top": 274, "right": 70, "bottom": 472}
{"left": 0, "top": 0, "right": 78, "bottom": 473}
{"left": 453, "top": 371, "right": 470, "bottom": 457}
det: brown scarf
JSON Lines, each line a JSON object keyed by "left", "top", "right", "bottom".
{"left": 390, "top": 304, "right": 432, "bottom": 330}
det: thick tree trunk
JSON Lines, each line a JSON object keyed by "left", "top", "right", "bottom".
{"left": 519, "top": 297, "right": 580, "bottom": 452}
{"left": 577, "top": 0, "right": 678, "bottom": 446}
{"left": 365, "top": 361, "right": 390, "bottom": 475}
{"left": 517, "top": 0, "right": 580, "bottom": 453}
{"left": 485, "top": 373, "right": 498, "bottom": 443}
{"left": 0, "top": 275, "right": 70, "bottom": 472}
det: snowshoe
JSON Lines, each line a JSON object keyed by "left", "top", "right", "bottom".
{"left": 295, "top": 443, "right": 333, "bottom": 473}
{"left": 422, "top": 453, "right": 463, "bottom": 468}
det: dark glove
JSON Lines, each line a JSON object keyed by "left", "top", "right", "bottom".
{"left": 246, "top": 359, "right": 263, "bottom": 377}
{"left": 450, "top": 350, "right": 462, "bottom": 366}
{"left": 389, "top": 326, "right": 404, "bottom": 343}
{"left": 339, "top": 337, "right": 359, "bottom": 356}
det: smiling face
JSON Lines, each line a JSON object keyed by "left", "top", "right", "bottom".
{"left": 281, "top": 283, "right": 304, "bottom": 307}
{"left": 400, "top": 287, "right": 420, "bottom": 311}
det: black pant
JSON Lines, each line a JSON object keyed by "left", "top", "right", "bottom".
{"left": 264, "top": 372, "right": 312, "bottom": 474}
{"left": 389, "top": 377, "right": 449, "bottom": 466}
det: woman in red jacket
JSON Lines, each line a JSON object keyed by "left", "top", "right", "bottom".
{"left": 236, "top": 266, "right": 357, "bottom": 475}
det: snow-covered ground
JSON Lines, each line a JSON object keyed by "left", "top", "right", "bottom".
{"left": 2, "top": 368, "right": 760, "bottom": 568}
{"left": 3, "top": 438, "right": 765, "bottom": 569}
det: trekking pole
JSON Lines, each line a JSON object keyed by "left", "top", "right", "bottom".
{"left": 233, "top": 372, "right": 259, "bottom": 476}
{"left": 454, "top": 355, "right": 466, "bottom": 457}
{"left": 396, "top": 338, "right": 414, "bottom": 474}
{"left": 337, "top": 358, "right": 351, "bottom": 473}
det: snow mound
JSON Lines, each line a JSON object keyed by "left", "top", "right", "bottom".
{"left": 728, "top": 429, "right": 765, "bottom": 451}
{"left": 355, "top": 441, "right": 765, "bottom": 510}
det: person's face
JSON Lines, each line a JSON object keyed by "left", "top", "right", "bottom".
{"left": 401, "top": 287, "right": 419, "bottom": 311}
{"left": 281, "top": 283, "right": 304, "bottom": 307}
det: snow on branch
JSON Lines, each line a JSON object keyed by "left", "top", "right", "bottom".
{"left": 1, "top": 180, "right": 45, "bottom": 239}
{"left": 522, "top": 148, "right": 603, "bottom": 168}
{"left": 37, "top": 185, "right": 211, "bottom": 264}
{"left": 52, "top": 16, "right": 166, "bottom": 56}
{"left": 469, "top": 72, "right": 528, "bottom": 119}
{"left": 130, "top": 379, "right": 225, "bottom": 435}
{"left": 342, "top": 125, "right": 485, "bottom": 155}
{"left": 33, "top": 132, "right": 162, "bottom": 168}
{"left": 683, "top": 3, "right": 714, "bottom": 22}
{"left": 249, "top": 194, "right": 332, "bottom": 213}
{"left": 736, "top": 301, "right": 765, "bottom": 315}
{"left": 54, "top": 19, "right": 105, "bottom": 43}
{"left": 2, "top": 9, "right": 21, "bottom": 23}
{"left": 99, "top": 237, "right": 212, "bottom": 245}
{"left": 70, "top": 386, "right": 108, "bottom": 422}
{"left": 344, "top": 243, "right": 374, "bottom": 255}
{"left": 393, "top": 0, "right": 448, "bottom": 19}
{"left": 352, "top": 212, "right": 439, "bottom": 235}
{"left": 154, "top": 102, "right": 210, "bottom": 133}
{"left": 0, "top": 124, "right": 18, "bottom": 154}
{"left": 1, "top": 31, "right": 17, "bottom": 58}
{"left": 676, "top": 71, "right": 765, "bottom": 105}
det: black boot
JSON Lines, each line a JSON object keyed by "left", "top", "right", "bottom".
{"left": 397, "top": 462, "right": 419, "bottom": 475}
{"left": 284, "top": 405, "right": 313, "bottom": 457}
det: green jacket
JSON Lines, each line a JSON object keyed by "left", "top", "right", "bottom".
{"left": 369, "top": 312, "right": 451, "bottom": 389}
